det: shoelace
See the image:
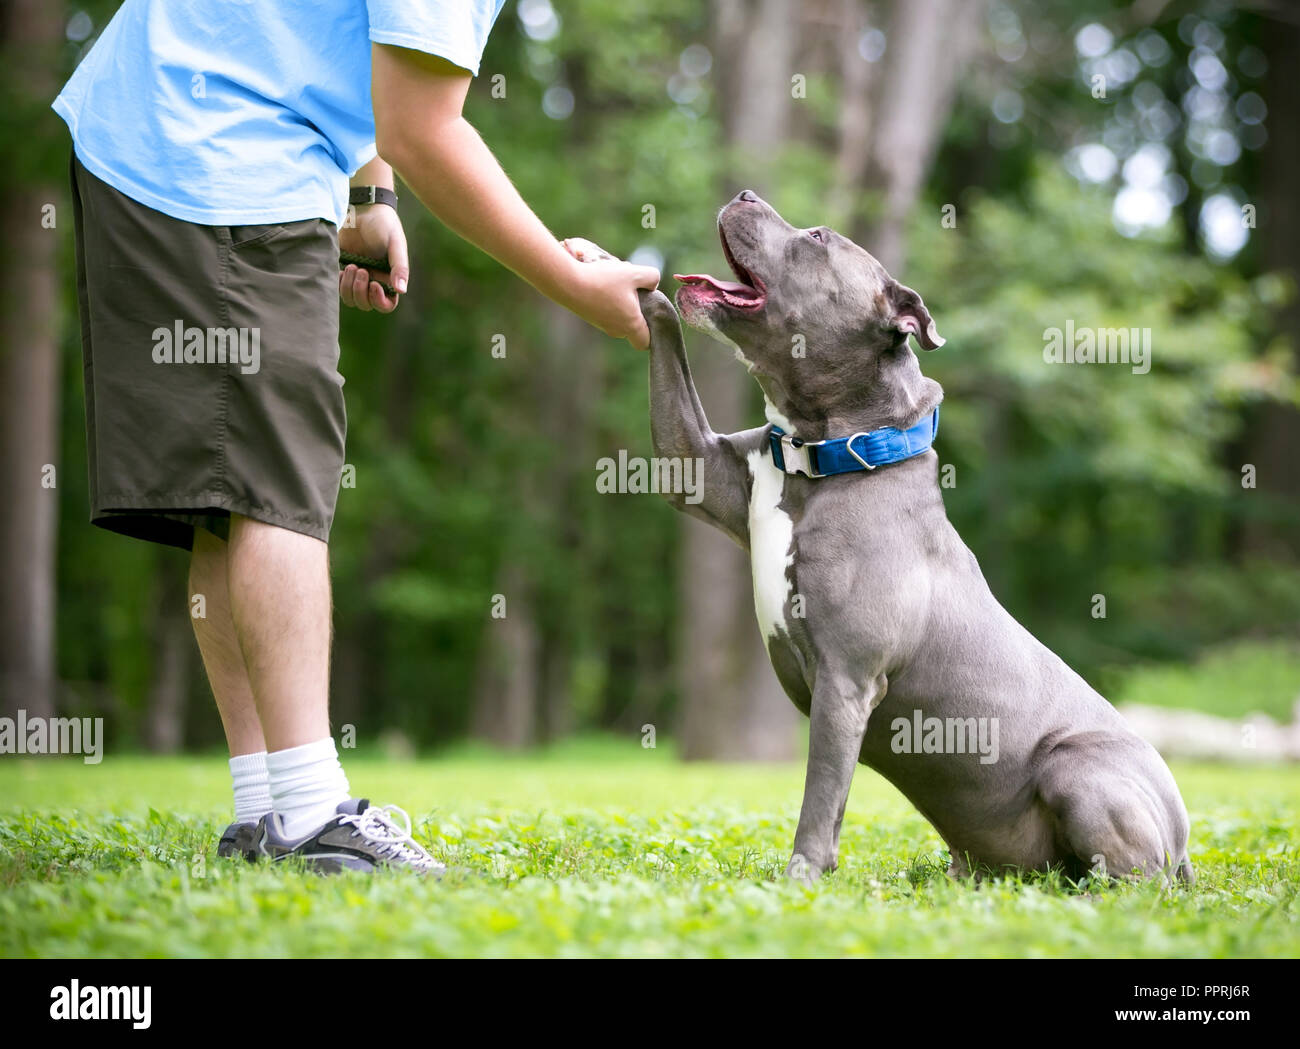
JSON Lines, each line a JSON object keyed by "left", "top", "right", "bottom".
{"left": 338, "top": 804, "right": 442, "bottom": 872}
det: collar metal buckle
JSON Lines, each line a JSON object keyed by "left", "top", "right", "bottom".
{"left": 780, "top": 434, "right": 824, "bottom": 478}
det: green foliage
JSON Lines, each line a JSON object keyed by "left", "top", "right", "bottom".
{"left": 1113, "top": 640, "right": 1300, "bottom": 722}
{"left": 44, "top": 1, "right": 1300, "bottom": 748}
{"left": 1, "top": 751, "right": 1297, "bottom": 958}
{"left": 909, "top": 163, "right": 1298, "bottom": 679}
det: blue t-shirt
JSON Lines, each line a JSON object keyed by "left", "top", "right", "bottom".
{"left": 53, "top": 0, "right": 507, "bottom": 227}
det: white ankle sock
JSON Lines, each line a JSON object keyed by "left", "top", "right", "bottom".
{"left": 266, "top": 737, "right": 351, "bottom": 840}
{"left": 229, "top": 751, "right": 272, "bottom": 825}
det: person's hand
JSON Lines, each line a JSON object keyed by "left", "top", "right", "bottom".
{"left": 338, "top": 203, "right": 409, "bottom": 313}
{"left": 560, "top": 238, "right": 659, "bottom": 350}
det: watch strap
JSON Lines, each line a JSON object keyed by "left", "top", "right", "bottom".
{"left": 348, "top": 185, "right": 398, "bottom": 209}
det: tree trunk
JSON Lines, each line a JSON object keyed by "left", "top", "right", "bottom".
{"left": 144, "top": 555, "right": 193, "bottom": 752}
{"left": 0, "top": 0, "right": 63, "bottom": 719}
{"left": 470, "top": 298, "right": 594, "bottom": 746}
{"left": 471, "top": 560, "right": 539, "bottom": 748}
{"left": 1241, "top": 12, "right": 1300, "bottom": 559}
{"left": 536, "top": 304, "right": 596, "bottom": 742}
{"left": 858, "top": 0, "right": 984, "bottom": 270}
{"left": 829, "top": 0, "right": 878, "bottom": 224}
{"left": 676, "top": 0, "right": 802, "bottom": 761}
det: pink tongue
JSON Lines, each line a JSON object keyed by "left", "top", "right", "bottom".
{"left": 674, "top": 273, "right": 754, "bottom": 294}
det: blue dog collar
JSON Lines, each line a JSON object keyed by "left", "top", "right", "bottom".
{"left": 769, "top": 407, "right": 939, "bottom": 478}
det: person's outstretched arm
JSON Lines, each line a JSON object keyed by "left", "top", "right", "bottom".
{"left": 371, "top": 44, "right": 659, "bottom": 349}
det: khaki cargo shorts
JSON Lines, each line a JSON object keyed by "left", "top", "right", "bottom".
{"left": 70, "top": 151, "right": 345, "bottom": 550}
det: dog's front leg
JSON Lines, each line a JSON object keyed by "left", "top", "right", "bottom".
{"left": 787, "top": 673, "right": 885, "bottom": 882}
{"left": 642, "top": 289, "right": 758, "bottom": 549}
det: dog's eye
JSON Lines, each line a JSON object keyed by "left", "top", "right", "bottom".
{"left": 808, "top": 228, "right": 827, "bottom": 243}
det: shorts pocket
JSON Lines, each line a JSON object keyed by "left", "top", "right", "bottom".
{"left": 227, "top": 222, "right": 289, "bottom": 249}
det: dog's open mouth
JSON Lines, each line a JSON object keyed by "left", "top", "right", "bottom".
{"left": 674, "top": 226, "right": 767, "bottom": 311}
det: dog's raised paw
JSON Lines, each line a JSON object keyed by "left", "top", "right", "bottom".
{"left": 638, "top": 288, "right": 682, "bottom": 341}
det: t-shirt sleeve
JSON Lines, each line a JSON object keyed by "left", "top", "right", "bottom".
{"left": 366, "top": 0, "right": 508, "bottom": 76}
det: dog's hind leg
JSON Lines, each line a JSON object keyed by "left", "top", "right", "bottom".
{"left": 1039, "top": 754, "right": 1189, "bottom": 883}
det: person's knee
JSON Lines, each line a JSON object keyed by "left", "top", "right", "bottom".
{"left": 229, "top": 514, "right": 328, "bottom": 557}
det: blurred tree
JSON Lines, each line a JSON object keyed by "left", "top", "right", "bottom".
{"left": 26, "top": 0, "right": 1298, "bottom": 755}
{"left": 143, "top": 552, "right": 192, "bottom": 751}
{"left": 1241, "top": 11, "right": 1299, "bottom": 558}
{"left": 673, "top": 0, "right": 802, "bottom": 761}
{"left": 0, "top": 0, "right": 64, "bottom": 720}
{"left": 854, "top": 0, "right": 984, "bottom": 269}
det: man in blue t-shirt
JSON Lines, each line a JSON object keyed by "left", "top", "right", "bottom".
{"left": 55, "top": 0, "right": 659, "bottom": 873}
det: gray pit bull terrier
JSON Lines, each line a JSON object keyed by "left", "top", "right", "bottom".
{"left": 634, "top": 190, "right": 1194, "bottom": 885}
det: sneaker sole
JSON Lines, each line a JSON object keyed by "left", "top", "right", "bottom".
{"left": 267, "top": 849, "right": 447, "bottom": 877}
{"left": 217, "top": 826, "right": 259, "bottom": 863}
{"left": 270, "top": 851, "right": 379, "bottom": 874}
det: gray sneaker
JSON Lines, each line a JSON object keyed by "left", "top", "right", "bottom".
{"left": 253, "top": 798, "right": 444, "bottom": 875}
{"left": 217, "top": 821, "right": 258, "bottom": 861}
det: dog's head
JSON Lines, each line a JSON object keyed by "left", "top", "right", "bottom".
{"left": 674, "top": 191, "right": 943, "bottom": 430}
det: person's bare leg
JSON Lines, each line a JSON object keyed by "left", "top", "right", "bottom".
{"left": 225, "top": 514, "right": 332, "bottom": 752}
{"left": 191, "top": 526, "right": 274, "bottom": 837}
{"left": 189, "top": 527, "right": 265, "bottom": 756}
{"left": 216, "top": 515, "right": 435, "bottom": 867}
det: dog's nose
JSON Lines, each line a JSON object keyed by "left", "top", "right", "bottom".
{"left": 736, "top": 190, "right": 760, "bottom": 203}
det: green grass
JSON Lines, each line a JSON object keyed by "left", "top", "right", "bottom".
{"left": 1, "top": 740, "right": 1297, "bottom": 958}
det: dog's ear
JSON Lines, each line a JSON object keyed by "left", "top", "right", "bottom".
{"left": 887, "top": 280, "right": 944, "bottom": 350}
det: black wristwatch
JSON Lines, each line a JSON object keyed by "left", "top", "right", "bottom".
{"left": 348, "top": 185, "right": 398, "bottom": 210}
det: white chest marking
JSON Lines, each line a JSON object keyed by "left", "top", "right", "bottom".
{"left": 746, "top": 448, "right": 795, "bottom": 641}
